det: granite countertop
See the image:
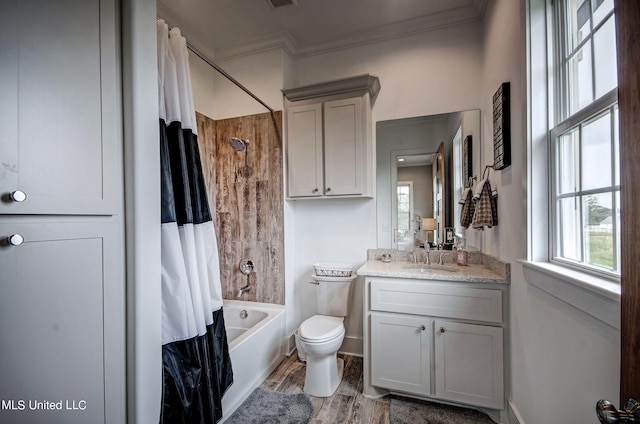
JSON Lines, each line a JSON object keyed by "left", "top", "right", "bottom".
{"left": 357, "top": 249, "right": 510, "bottom": 284}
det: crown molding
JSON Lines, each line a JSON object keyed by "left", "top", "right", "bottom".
{"left": 282, "top": 74, "right": 381, "bottom": 102}
{"left": 212, "top": 1, "right": 488, "bottom": 61}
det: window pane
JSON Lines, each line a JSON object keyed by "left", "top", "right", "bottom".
{"left": 559, "top": 197, "right": 581, "bottom": 261}
{"left": 568, "top": 41, "right": 593, "bottom": 114}
{"left": 566, "top": 0, "right": 591, "bottom": 52}
{"left": 581, "top": 111, "right": 612, "bottom": 190}
{"left": 558, "top": 129, "right": 580, "bottom": 194}
{"left": 582, "top": 193, "right": 613, "bottom": 269}
{"left": 593, "top": 15, "right": 617, "bottom": 99}
{"left": 592, "top": 0, "right": 613, "bottom": 27}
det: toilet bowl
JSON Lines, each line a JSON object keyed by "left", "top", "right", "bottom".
{"left": 296, "top": 315, "right": 345, "bottom": 397}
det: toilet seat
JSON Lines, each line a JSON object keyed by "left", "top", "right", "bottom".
{"left": 298, "top": 315, "right": 344, "bottom": 343}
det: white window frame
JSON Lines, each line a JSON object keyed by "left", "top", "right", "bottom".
{"left": 524, "top": 0, "right": 620, "bottom": 329}
{"left": 549, "top": 0, "right": 620, "bottom": 279}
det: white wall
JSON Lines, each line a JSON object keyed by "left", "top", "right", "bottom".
{"left": 123, "top": 0, "right": 162, "bottom": 422}
{"left": 481, "top": 2, "right": 620, "bottom": 424}
{"left": 190, "top": 49, "right": 293, "bottom": 120}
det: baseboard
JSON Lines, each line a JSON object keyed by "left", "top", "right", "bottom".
{"left": 508, "top": 400, "right": 525, "bottom": 424}
{"left": 287, "top": 333, "right": 296, "bottom": 355}
{"left": 339, "top": 335, "right": 363, "bottom": 357}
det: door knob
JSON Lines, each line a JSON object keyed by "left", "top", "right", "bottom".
{"left": 7, "top": 234, "right": 24, "bottom": 246}
{"left": 10, "top": 190, "right": 27, "bottom": 202}
{"left": 596, "top": 398, "right": 640, "bottom": 423}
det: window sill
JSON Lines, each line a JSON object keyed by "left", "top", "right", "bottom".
{"left": 520, "top": 260, "right": 620, "bottom": 329}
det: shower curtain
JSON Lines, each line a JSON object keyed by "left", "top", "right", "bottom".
{"left": 157, "top": 20, "right": 233, "bottom": 423}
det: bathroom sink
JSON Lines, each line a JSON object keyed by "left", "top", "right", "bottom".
{"left": 401, "top": 265, "right": 458, "bottom": 273}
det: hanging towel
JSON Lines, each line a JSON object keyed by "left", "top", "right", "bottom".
{"left": 471, "top": 180, "right": 498, "bottom": 229}
{"left": 459, "top": 187, "right": 475, "bottom": 228}
{"left": 473, "top": 177, "right": 498, "bottom": 200}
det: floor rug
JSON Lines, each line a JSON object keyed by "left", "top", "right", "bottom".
{"left": 390, "top": 396, "right": 494, "bottom": 424}
{"left": 224, "top": 388, "right": 313, "bottom": 424}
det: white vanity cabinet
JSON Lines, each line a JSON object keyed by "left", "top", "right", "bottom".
{"left": 283, "top": 75, "right": 379, "bottom": 199}
{"left": 370, "top": 312, "right": 432, "bottom": 396}
{"left": 434, "top": 320, "right": 504, "bottom": 409}
{"left": 364, "top": 276, "right": 507, "bottom": 411}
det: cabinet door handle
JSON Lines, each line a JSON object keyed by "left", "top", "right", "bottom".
{"left": 10, "top": 190, "right": 27, "bottom": 202}
{"left": 326, "top": 187, "right": 331, "bottom": 192}
{"left": 419, "top": 325, "right": 426, "bottom": 331}
{"left": 439, "top": 327, "right": 446, "bottom": 333}
{"left": 7, "top": 234, "right": 24, "bottom": 246}
{"left": 312, "top": 188, "right": 319, "bottom": 193}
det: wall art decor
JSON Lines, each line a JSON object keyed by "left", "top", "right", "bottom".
{"left": 493, "top": 82, "right": 511, "bottom": 170}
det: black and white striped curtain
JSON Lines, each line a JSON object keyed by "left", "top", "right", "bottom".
{"left": 157, "top": 20, "right": 233, "bottom": 424}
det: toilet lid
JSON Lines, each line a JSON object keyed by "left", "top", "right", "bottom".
{"left": 299, "top": 315, "right": 344, "bottom": 342}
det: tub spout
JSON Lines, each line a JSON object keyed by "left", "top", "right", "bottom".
{"left": 237, "top": 284, "right": 251, "bottom": 298}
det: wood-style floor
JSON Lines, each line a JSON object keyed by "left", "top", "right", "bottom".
{"left": 260, "top": 353, "right": 389, "bottom": 424}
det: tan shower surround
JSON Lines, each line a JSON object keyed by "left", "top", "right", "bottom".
{"left": 197, "top": 111, "right": 285, "bottom": 305}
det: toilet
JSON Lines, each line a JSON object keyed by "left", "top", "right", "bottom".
{"left": 296, "top": 273, "right": 357, "bottom": 397}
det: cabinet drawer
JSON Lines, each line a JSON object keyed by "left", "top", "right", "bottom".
{"left": 370, "top": 279, "right": 502, "bottom": 323}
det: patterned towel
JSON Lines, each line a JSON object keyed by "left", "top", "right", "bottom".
{"left": 471, "top": 180, "right": 498, "bottom": 229}
{"left": 459, "top": 188, "right": 475, "bottom": 228}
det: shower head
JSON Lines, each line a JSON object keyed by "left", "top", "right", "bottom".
{"left": 229, "top": 137, "right": 249, "bottom": 152}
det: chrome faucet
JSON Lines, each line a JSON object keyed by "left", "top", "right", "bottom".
{"left": 409, "top": 251, "right": 417, "bottom": 264}
{"left": 424, "top": 244, "right": 431, "bottom": 265}
{"left": 237, "top": 284, "right": 251, "bottom": 298}
{"left": 438, "top": 252, "right": 447, "bottom": 266}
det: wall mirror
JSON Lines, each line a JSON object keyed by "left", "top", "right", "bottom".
{"left": 376, "top": 110, "right": 481, "bottom": 251}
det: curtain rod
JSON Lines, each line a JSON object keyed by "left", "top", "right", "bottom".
{"left": 185, "top": 41, "right": 274, "bottom": 113}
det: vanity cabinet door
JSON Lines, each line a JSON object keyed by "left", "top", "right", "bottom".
{"left": 370, "top": 312, "right": 432, "bottom": 396}
{"left": 286, "top": 102, "right": 324, "bottom": 197}
{"left": 323, "top": 97, "right": 364, "bottom": 196}
{"left": 0, "top": 0, "right": 120, "bottom": 215}
{"left": 434, "top": 320, "right": 504, "bottom": 409}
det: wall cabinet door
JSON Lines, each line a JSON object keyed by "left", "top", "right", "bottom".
{"left": 286, "top": 103, "right": 324, "bottom": 197}
{"left": 324, "top": 97, "right": 364, "bottom": 196}
{"left": 0, "top": 0, "right": 120, "bottom": 215}
{"left": 0, "top": 220, "right": 125, "bottom": 424}
{"left": 370, "top": 312, "right": 432, "bottom": 396}
{"left": 434, "top": 320, "right": 504, "bottom": 409}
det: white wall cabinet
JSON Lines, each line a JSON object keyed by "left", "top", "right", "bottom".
{"left": 0, "top": 1, "right": 125, "bottom": 423}
{"left": 0, "top": 0, "right": 120, "bottom": 216}
{"left": 364, "top": 276, "right": 506, "bottom": 412}
{"left": 284, "top": 75, "right": 379, "bottom": 199}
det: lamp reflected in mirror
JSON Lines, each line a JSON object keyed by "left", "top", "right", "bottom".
{"left": 421, "top": 218, "right": 438, "bottom": 247}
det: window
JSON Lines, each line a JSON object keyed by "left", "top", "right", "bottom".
{"left": 550, "top": 0, "right": 619, "bottom": 278}
{"left": 396, "top": 181, "right": 413, "bottom": 246}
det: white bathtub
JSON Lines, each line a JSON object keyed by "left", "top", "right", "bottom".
{"left": 220, "top": 300, "right": 286, "bottom": 421}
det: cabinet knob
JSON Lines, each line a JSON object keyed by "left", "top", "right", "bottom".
{"left": 10, "top": 190, "right": 27, "bottom": 202}
{"left": 419, "top": 325, "right": 426, "bottom": 331}
{"left": 439, "top": 327, "right": 446, "bottom": 333}
{"left": 326, "top": 187, "right": 332, "bottom": 192}
{"left": 7, "top": 234, "right": 24, "bottom": 246}
{"left": 312, "top": 188, "right": 319, "bottom": 193}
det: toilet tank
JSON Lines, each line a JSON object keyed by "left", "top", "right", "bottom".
{"left": 313, "top": 275, "right": 356, "bottom": 317}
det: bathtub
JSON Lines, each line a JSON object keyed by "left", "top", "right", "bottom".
{"left": 220, "top": 300, "right": 286, "bottom": 421}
